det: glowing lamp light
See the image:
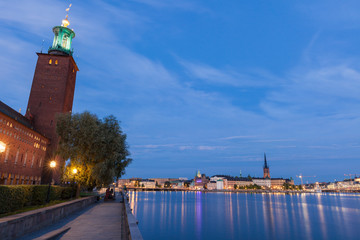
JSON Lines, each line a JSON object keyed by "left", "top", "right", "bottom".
{"left": 50, "top": 161, "right": 56, "bottom": 168}
{"left": 72, "top": 168, "right": 78, "bottom": 174}
{"left": 0, "top": 141, "right": 6, "bottom": 153}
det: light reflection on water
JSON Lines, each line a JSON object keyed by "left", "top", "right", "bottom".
{"left": 128, "top": 191, "right": 360, "bottom": 240}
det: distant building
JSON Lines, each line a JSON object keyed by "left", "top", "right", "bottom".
{"left": 252, "top": 178, "right": 271, "bottom": 188}
{"left": 194, "top": 170, "right": 209, "bottom": 189}
{"left": 254, "top": 154, "right": 293, "bottom": 188}
{"left": 210, "top": 176, "right": 225, "bottom": 190}
{"left": 129, "top": 178, "right": 142, "bottom": 187}
{"left": 149, "top": 178, "right": 178, "bottom": 187}
{"left": 117, "top": 179, "right": 130, "bottom": 187}
{"left": 263, "top": 153, "right": 270, "bottom": 179}
{"left": 270, "top": 178, "right": 294, "bottom": 188}
{"left": 207, "top": 181, "right": 217, "bottom": 190}
{"left": 139, "top": 179, "right": 156, "bottom": 188}
{"left": 216, "top": 179, "right": 224, "bottom": 190}
{"left": 212, "top": 175, "right": 253, "bottom": 189}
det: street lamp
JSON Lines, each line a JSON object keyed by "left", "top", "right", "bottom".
{"left": 72, "top": 168, "right": 77, "bottom": 199}
{"left": 46, "top": 160, "right": 56, "bottom": 203}
{"left": 0, "top": 141, "right": 6, "bottom": 153}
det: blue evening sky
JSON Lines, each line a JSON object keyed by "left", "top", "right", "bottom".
{"left": 1, "top": 0, "right": 360, "bottom": 183}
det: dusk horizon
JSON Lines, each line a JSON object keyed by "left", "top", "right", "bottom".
{"left": 1, "top": 0, "right": 360, "bottom": 183}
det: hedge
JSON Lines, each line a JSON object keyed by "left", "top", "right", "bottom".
{"left": 0, "top": 185, "right": 76, "bottom": 214}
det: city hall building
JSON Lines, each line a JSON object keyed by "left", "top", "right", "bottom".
{"left": 0, "top": 15, "right": 78, "bottom": 185}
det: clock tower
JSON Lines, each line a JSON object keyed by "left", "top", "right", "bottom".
{"left": 26, "top": 12, "right": 79, "bottom": 184}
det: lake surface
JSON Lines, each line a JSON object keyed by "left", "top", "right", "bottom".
{"left": 128, "top": 191, "right": 360, "bottom": 240}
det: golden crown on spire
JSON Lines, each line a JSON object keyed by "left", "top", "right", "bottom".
{"left": 61, "top": 3, "right": 72, "bottom": 28}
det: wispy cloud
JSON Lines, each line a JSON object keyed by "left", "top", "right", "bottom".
{"left": 197, "top": 146, "right": 227, "bottom": 151}
{"left": 250, "top": 139, "right": 296, "bottom": 143}
{"left": 133, "top": 144, "right": 176, "bottom": 149}
{"left": 179, "top": 60, "right": 281, "bottom": 87}
{"left": 297, "top": 0, "right": 360, "bottom": 28}
{"left": 220, "top": 135, "right": 258, "bottom": 140}
{"left": 132, "top": 0, "right": 209, "bottom": 13}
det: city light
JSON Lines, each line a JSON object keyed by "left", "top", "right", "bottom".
{"left": 0, "top": 141, "right": 6, "bottom": 153}
{"left": 72, "top": 168, "right": 78, "bottom": 174}
{"left": 50, "top": 161, "right": 56, "bottom": 168}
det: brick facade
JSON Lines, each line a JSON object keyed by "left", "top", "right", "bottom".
{"left": 0, "top": 103, "right": 49, "bottom": 185}
{"left": 26, "top": 53, "right": 78, "bottom": 184}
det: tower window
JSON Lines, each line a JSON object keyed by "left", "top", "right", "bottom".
{"left": 55, "top": 60, "right": 58, "bottom": 65}
{"left": 49, "top": 59, "right": 52, "bottom": 65}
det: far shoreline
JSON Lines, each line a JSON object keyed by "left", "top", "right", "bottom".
{"left": 124, "top": 187, "right": 360, "bottom": 194}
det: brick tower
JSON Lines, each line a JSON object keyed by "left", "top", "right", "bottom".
{"left": 26, "top": 14, "right": 78, "bottom": 184}
{"left": 263, "top": 153, "right": 270, "bottom": 179}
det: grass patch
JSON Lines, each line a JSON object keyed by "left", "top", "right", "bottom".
{"left": 80, "top": 192, "right": 99, "bottom": 197}
{"left": 0, "top": 199, "right": 74, "bottom": 218}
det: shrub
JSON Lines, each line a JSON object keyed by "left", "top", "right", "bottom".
{"left": 61, "top": 186, "right": 76, "bottom": 199}
{"left": 0, "top": 186, "right": 13, "bottom": 213}
{"left": 31, "top": 185, "right": 49, "bottom": 205}
{"left": 21, "top": 185, "right": 34, "bottom": 206}
{"left": 0, "top": 185, "right": 75, "bottom": 214}
{"left": 0, "top": 186, "right": 32, "bottom": 213}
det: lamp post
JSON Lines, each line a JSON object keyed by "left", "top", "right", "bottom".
{"left": 46, "top": 160, "right": 56, "bottom": 203}
{"left": 0, "top": 141, "right": 6, "bottom": 153}
{"left": 72, "top": 168, "right": 77, "bottom": 199}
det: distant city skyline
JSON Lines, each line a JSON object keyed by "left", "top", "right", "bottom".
{"left": 1, "top": 0, "right": 359, "bottom": 183}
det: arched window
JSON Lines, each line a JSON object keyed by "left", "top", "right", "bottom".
{"left": 49, "top": 59, "right": 52, "bottom": 65}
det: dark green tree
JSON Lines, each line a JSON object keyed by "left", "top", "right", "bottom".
{"left": 56, "top": 112, "right": 132, "bottom": 190}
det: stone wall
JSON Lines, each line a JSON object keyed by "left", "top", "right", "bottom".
{"left": 122, "top": 191, "right": 143, "bottom": 240}
{"left": 0, "top": 196, "right": 96, "bottom": 240}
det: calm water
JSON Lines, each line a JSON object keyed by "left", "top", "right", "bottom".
{"left": 128, "top": 191, "right": 360, "bottom": 240}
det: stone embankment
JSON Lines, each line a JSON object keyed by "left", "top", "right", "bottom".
{"left": 0, "top": 196, "right": 97, "bottom": 240}
{"left": 122, "top": 191, "right": 143, "bottom": 240}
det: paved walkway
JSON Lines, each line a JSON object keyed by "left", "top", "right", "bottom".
{"left": 20, "top": 197, "right": 127, "bottom": 240}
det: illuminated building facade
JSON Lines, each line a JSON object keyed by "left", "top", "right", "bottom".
{"left": 194, "top": 170, "right": 210, "bottom": 189}
{"left": 0, "top": 13, "right": 78, "bottom": 185}
{"left": 0, "top": 102, "right": 49, "bottom": 184}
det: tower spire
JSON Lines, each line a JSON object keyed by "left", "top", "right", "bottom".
{"left": 263, "top": 153, "right": 270, "bottom": 179}
{"left": 62, "top": 3, "right": 72, "bottom": 27}
{"left": 264, "top": 152, "right": 268, "bottom": 168}
{"left": 49, "top": 4, "right": 75, "bottom": 56}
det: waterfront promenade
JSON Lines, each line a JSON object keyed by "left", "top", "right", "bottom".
{"left": 20, "top": 197, "right": 128, "bottom": 240}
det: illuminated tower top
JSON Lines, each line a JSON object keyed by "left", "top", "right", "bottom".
{"left": 48, "top": 4, "right": 75, "bottom": 56}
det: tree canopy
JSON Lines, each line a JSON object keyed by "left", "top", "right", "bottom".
{"left": 56, "top": 112, "right": 132, "bottom": 188}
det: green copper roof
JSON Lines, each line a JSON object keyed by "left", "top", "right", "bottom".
{"left": 48, "top": 26, "right": 75, "bottom": 55}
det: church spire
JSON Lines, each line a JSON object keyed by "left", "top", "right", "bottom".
{"left": 264, "top": 152, "right": 268, "bottom": 168}
{"left": 263, "top": 153, "right": 270, "bottom": 179}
